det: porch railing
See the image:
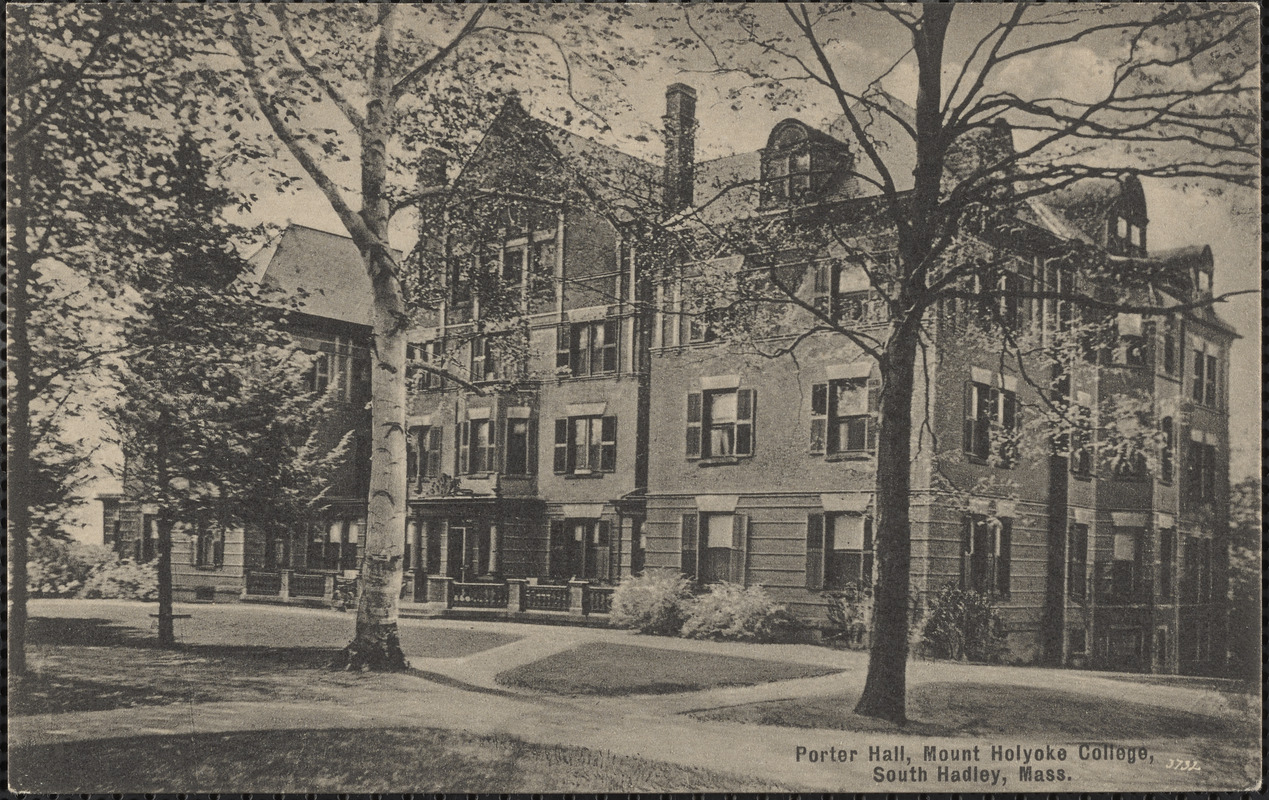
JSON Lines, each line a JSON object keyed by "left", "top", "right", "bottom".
{"left": 290, "top": 572, "right": 328, "bottom": 598}
{"left": 524, "top": 585, "right": 571, "bottom": 612}
{"left": 584, "top": 586, "right": 615, "bottom": 615}
{"left": 244, "top": 570, "right": 282, "bottom": 596}
{"left": 452, "top": 581, "right": 508, "bottom": 609}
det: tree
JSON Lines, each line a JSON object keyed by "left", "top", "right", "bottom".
{"left": 662, "top": 4, "right": 1257, "bottom": 721}
{"left": 6, "top": 5, "right": 212, "bottom": 674}
{"left": 1226, "top": 475, "right": 1261, "bottom": 679}
{"left": 219, "top": 5, "right": 639, "bottom": 668}
{"left": 109, "top": 133, "right": 346, "bottom": 645}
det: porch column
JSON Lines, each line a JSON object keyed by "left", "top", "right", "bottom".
{"left": 438, "top": 519, "right": 450, "bottom": 576}
{"left": 488, "top": 523, "right": 499, "bottom": 573}
{"left": 280, "top": 569, "right": 291, "bottom": 601}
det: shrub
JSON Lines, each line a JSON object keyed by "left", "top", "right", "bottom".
{"left": 680, "top": 583, "right": 800, "bottom": 643}
{"left": 79, "top": 558, "right": 159, "bottom": 602}
{"left": 29, "top": 539, "right": 116, "bottom": 598}
{"left": 608, "top": 572, "right": 693, "bottom": 635}
{"left": 824, "top": 582, "right": 873, "bottom": 648}
{"left": 919, "top": 584, "right": 1007, "bottom": 662}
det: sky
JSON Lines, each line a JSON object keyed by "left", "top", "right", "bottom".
{"left": 65, "top": 4, "right": 1260, "bottom": 542}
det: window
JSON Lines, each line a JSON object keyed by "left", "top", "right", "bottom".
{"left": 811, "top": 379, "right": 878, "bottom": 455}
{"left": 408, "top": 342, "right": 446, "bottom": 390}
{"left": 192, "top": 515, "right": 224, "bottom": 569}
{"left": 810, "top": 262, "right": 884, "bottom": 325}
{"left": 963, "top": 380, "right": 1019, "bottom": 466}
{"left": 1204, "top": 353, "right": 1218, "bottom": 406}
{"left": 407, "top": 425, "right": 444, "bottom": 484}
{"left": 767, "top": 144, "right": 813, "bottom": 204}
{"left": 1160, "top": 319, "right": 1178, "bottom": 375}
{"left": 1112, "top": 448, "right": 1147, "bottom": 480}
{"left": 1159, "top": 417, "right": 1174, "bottom": 483}
{"left": 687, "top": 388, "right": 756, "bottom": 460}
{"left": 1068, "top": 406, "right": 1094, "bottom": 477}
{"left": 685, "top": 513, "right": 748, "bottom": 585}
{"left": 307, "top": 352, "right": 331, "bottom": 394}
{"left": 457, "top": 419, "right": 494, "bottom": 475}
{"left": 528, "top": 237, "right": 557, "bottom": 313}
{"left": 548, "top": 519, "right": 613, "bottom": 582}
{"left": 1159, "top": 528, "right": 1175, "bottom": 601}
{"left": 961, "top": 514, "right": 1012, "bottom": 598}
{"left": 553, "top": 415, "right": 616, "bottom": 474}
{"left": 556, "top": 318, "right": 618, "bottom": 376}
{"left": 311, "top": 519, "right": 361, "bottom": 572}
{"left": 504, "top": 418, "right": 535, "bottom": 475}
{"left": 824, "top": 513, "right": 873, "bottom": 591}
{"left": 1068, "top": 522, "right": 1088, "bottom": 600}
{"left": 1187, "top": 441, "right": 1217, "bottom": 504}
{"left": 1190, "top": 349, "right": 1218, "bottom": 406}
{"left": 1107, "top": 528, "right": 1143, "bottom": 604}
{"left": 1115, "top": 314, "right": 1148, "bottom": 367}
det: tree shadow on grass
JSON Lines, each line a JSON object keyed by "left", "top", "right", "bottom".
{"left": 689, "top": 682, "right": 1256, "bottom": 741}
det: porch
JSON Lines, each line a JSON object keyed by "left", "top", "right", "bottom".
{"left": 400, "top": 576, "right": 615, "bottom": 626}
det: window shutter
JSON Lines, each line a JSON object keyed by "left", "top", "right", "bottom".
{"left": 867, "top": 380, "right": 881, "bottom": 452}
{"left": 406, "top": 428, "right": 420, "bottom": 485}
{"left": 960, "top": 517, "right": 974, "bottom": 590}
{"left": 526, "top": 418, "right": 538, "bottom": 475}
{"left": 730, "top": 514, "right": 749, "bottom": 586}
{"left": 214, "top": 536, "right": 224, "bottom": 567}
{"left": 458, "top": 421, "right": 470, "bottom": 475}
{"left": 963, "top": 382, "right": 976, "bottom": 455}
{"left": 596, "top": 520, "right": 612, "bottom": 582}
{"left": 427, "top": 427, "right": 444, "bottom": 478}
{"left": 805, "top": 513, "right": 825, "bottom": 590}
{"left": 602, "top": 317, "right": 619, "bottom": 373}
{"left": 680, "top": 513, "right": 699, "bottom": 580}
{"left": 600, "top": 415, "right": 617, "bottom": 472}
{"left": 811, "top": 262, "right": 832, "bottom": 315}
{"left": 735, "top": 388, "right": 755, "bottom": 456}
{"left": 686, "top": 393, "right": 702, "bottom": 459}
{"left": 993, "top": 518, "right": 1009, "bottom": 597}
{"left": 810, "top": 383, "right": 828, "bottom": 454}
{"left": 494, "top": 416, "right": 506, "bottom": 474}
{"left": 553, "top": 418, "right": 568, "bottom": 474}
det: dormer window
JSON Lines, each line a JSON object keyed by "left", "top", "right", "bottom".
{"left": 761, "top": 120, "right": 851, "bottom": 209}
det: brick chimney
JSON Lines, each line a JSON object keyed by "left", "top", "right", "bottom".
{"left": 417, "top": 147, "right": 449, "bottom": 190}
{"left": 663, "top": 83, "right": 697, "bottom": 212}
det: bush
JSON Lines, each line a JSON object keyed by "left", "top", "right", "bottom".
{"left": 609, "top": 572, "right": 693, "bottom": 635}
{"left": 79, "top": 558, "right": 159, "bottom": 602}
{"left": 824, "top": 582, "right": 873, "bottom": 647}
{"left": 680, "top": 583, "right": 800, "bottom": 643}
{"left": 29, "top": 539, "right": 116, "bottom": 598}
{"left": 918, "top": 584, "right": 1007, "bottom": 662}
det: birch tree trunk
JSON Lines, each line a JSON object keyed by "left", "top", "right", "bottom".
{"left": 339, "top": 6, "right": 409, "bottom": 670}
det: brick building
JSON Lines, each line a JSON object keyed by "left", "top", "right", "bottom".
{"left": 108, "top": 85, "right": 1235, "bottom": 674}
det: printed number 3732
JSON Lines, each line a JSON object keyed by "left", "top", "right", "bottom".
{"left": 1166, "top": 759, "right": 1201, "bottom": 771}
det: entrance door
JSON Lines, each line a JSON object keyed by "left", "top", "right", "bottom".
{"left": 448, "top": 525, "right": 466, "bottom": 580}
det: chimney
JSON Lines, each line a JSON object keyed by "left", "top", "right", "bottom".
{"left": 663, "top": 83, "right": 697, "bottom": 212}
{"left": 417, "top": 147, "right": 448, "bottom": 191}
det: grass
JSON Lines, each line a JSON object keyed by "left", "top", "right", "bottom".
{"left": 689, "top": 681, "right": 1259, "bottom": 741}
{"left": 9, "top": 727, "right": 789, "bottom": 793}
{"left": 496, "top": 641, "right": 841, "bottom": 696}
{"left": 14, "top": 610, "right": 519, "bottom": 716}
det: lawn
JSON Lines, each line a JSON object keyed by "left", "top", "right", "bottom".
{"left": 9, "top": 726, "right": 789, "bottom": 793}
{"left": 14, "top": 606, "right": 520, "bottom": 716}
{"left": 495, "top": 641, "right": 841, "bottom": 696}
{"left": 688, "top": 681, "right": 1259, "bottom": 740}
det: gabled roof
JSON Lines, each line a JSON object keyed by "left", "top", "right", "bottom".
{"left": 246, "top": 224, "right": 376, "bottom": 328}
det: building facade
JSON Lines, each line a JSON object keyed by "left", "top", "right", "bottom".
{"left": 109, "top": 85, "right": 1236, "bottom": 674}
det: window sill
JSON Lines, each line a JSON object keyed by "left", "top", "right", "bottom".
{"left": 696, "top": 456, "right": 745, "bottom": 467}
{"left": 825, "top": 451, "right": 873, "bottom": 462}
{"left": 562, "top": 471, "right": 608, "bottom": 480}
{"left": 193, "top": 565, "right": 223, "bottom": 571}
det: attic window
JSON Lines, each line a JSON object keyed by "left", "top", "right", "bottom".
{"left": 765, "top": 123, "right": 815, "bottom": 206}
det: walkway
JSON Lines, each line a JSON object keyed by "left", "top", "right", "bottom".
{"left": 11, "top": 600, "right": 1256, "bottom": 792}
